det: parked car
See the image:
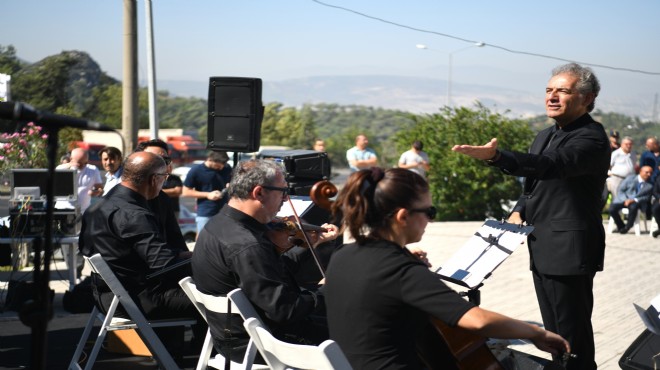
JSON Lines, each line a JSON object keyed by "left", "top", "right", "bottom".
{"left": 171, "top": 166, "right": 192, "bottom": 184}
{"left": 178, "top": 204, "right": 197, "bottom": 244}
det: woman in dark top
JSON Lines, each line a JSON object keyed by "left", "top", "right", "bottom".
{"left": 324, "top": 167, "right": 570, "bottom": 370}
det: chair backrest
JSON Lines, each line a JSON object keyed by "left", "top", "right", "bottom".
{"left": 227, "top": 288, "right": 266, "bottom": 327}
{"left": 179, "top": 276, "right": 238, "bottom": 319}
{"left": 243, "top": 317, "right": 352, "bottom": 370}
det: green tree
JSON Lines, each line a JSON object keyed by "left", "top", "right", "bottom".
{"left": 0, "top": 45, "right": 24, "bottom": 76}
{"left": 395, "top": 104, "right": 534, "bottom": 221}
{"left": 260, "top": 103, "right": 317, "bottom": 149}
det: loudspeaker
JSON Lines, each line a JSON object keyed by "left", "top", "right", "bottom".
{"left": 259, "top": 149, "right": 331, "bottom": 181}
{"left": 207, "top": 77, "right": 263, "bottom": 152}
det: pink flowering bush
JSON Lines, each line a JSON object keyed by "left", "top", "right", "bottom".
{"left": 0, "top": 122, "right": 49, "bottom": 174}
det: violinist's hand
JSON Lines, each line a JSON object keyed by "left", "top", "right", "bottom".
{"left": 451, "top": 138, "right": 499, "bottom": 161}
{"left": 314, "top": 223, "right": 339, "bottom": 246}
{"left": 408, "top": 247, "right": 431, "bottom": 267}
{"left": 507, "top": 211, "right": 523, "bottom": 225}
{"left": 530, "top": 328, "right": 571, "bottom": 357}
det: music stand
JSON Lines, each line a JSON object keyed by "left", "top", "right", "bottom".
{"left": 634, "top": 293, "right": 660, "bottom": 335}
{"left": 436, "top": 220, "right": 534, "bottom": 305}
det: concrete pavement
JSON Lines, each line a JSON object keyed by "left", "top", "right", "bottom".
{"left": 410, "top": 220, "right": 660, "bottom": 369}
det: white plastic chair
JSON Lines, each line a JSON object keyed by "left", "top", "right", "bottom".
{"left": 226, "top": 288, "right": 266, "bottom": 326}
{"left": 178, "top": 277, "right": 267, "bottom": 370}
{"left": 607, "top": 207, "right": 647, "bottom": 236}
{"left": 69, "top": 254, "right": 195, "bottom": 370}
{"left": 243, "top": 317, "right": 353, "bottom": 370}
{"left": 650, "top": 215, "right": 658, "bottom": 238}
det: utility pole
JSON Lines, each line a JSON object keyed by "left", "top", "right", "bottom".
{"left": 145, "top": 0, "right": 159, "bottom": 139}
{"left": 122, "top": 0, "right": 138, "bottom": 155}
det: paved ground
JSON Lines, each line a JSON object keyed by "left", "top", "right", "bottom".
{"left": 411, "top": 220, "right": 660, "bottom": 369}
{"left": 1, "top": 220, "right": 659, "bottom": 369}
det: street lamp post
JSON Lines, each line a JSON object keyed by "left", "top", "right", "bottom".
{"left": 416, "top": 42, "right": 485, "bottom": 107}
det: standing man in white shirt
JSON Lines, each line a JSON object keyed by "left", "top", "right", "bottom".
{"left": 56, "top": 147, "right": 103, "bottom": 214}
{"left": 606, "top": 136, "right": 636, "bottom": 199}
{"left": 398, "top": 140, "right": 430, "bottom": 177}
{"left": 99, "top": 146, "right": 123, "bottom": 196}
{"left": 55, "top": 147, "right": 103, "bottom": 276}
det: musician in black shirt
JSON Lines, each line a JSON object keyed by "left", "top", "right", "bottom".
{"left": 325, "top": 168, "right": 570, "bottom": 369}
{"left": 80, "top": 152, "right": 200, "bottom": 352}
{"left": 191, "top": 159, "right": 337, "bottom": 358}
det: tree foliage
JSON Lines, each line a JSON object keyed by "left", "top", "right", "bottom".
{"left": 0, "top": 45, "right": 24, "bottom": 76}
{"left": 395, "top": 104, "right": 534, "bottom": 221}
{"left": 260, "top": 103, "right": 317, "bottom": 149}
{"left": 301, "top": 103, "right": 414, "bottom": 167}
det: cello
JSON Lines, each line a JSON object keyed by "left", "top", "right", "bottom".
{"left": 309, "top": 180, "right": 506, "bottom": 370}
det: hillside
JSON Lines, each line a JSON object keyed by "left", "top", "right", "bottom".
{"left": 158, "top": 75, "right": 655, "bottom": 120}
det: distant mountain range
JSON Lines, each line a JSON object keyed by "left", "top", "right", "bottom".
{"left": 157, "top": 75, "right": 656, "bottom": 119}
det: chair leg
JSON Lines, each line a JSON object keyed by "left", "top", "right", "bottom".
{"left": 84, "top": 298, "right": 121, "bottom": 370}
{"left": 195, "top": 329, "right": 213, "bottom": 370}
{"left": 68, "top": 307, "right": 100, "bottom": 370}
{"left": 607, "top": 216, "right": 616, "bottom": 234}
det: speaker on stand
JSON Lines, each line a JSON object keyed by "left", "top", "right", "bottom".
{"left": 207, "top": 77, "right": 263, "bottom": 153}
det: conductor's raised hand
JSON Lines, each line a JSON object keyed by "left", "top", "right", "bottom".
{"left": 452, "top": 138, "right": 499, "bottom": 161}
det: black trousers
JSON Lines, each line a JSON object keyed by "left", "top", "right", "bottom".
{"left": 532, "top": 267, "right": 597, "bottom": 370}
{"left": 609, "top": 201, "right": 641, "bottom": 230}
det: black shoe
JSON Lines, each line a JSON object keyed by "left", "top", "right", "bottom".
{"left": 619, "top": 227, "right": 630, "bottom": 235}
{"left": 652, "top": 230, "right": 660, "bottom": 238}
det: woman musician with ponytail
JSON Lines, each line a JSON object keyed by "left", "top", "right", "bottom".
{"left": 324, "top": 167, "right": 570, "bottom": 370}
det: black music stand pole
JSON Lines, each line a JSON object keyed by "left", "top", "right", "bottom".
{"left": 21, "top": 126, "right": 59, "bottom": 370}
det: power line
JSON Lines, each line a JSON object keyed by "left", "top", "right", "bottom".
{"left": 310, "top": 0, "right": 660, "bottom": 76}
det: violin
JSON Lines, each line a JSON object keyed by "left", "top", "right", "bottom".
{"left": 308, "top": 179, "right": 505, "bottom": 370}
{"left": 267, "top": 216, "right": 328, "bottom": 249}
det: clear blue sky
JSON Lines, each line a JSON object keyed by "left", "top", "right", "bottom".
{"left": 4, "top": 0, "right": 660, "bottom": 106}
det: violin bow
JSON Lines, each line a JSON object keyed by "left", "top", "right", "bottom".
{"left": 286, "top": 197, "right": 327, "bottom": 280}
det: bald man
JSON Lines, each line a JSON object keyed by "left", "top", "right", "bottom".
{"left": 56, "top": 147, "right": 103, "bottom": 214}
{"left": 80, "top": 152, "right": 201, "bottom": 352}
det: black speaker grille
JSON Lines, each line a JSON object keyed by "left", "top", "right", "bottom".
{"left": 207, "top": 77, "right": 263, "bottom": 152}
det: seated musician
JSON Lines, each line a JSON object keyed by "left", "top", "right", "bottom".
{"left": 191, "top": 159, "right": 338, "bottom": 360}
{"left": 324, "top": 167, "right": 570, "bottom": 369}
{"left": 79, "top": 152, "right": 203, "bottom": 354}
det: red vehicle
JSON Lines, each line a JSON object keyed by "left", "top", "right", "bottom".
{"left": 138, "top": 135, "right": 207, "bottom": 166}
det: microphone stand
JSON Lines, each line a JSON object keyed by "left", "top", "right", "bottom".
{"left": 21, "top": 126, "right": 59, "bottom": 370}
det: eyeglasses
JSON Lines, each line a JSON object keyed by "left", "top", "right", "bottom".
{"left": 261, "top": 185, "right": 289, "bottom": 198}
{"left": 409, "top": 206, "right": 437, "bottom": 220}
{"left": 153, "top": 173, "right": 170, "bottom": 179}
{"left": 162, "top": 156, "right": 172, "bottom": 165}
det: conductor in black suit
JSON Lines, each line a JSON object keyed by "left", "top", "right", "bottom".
{"left": 452, "top": 63, "right": 609, "bottom": 370}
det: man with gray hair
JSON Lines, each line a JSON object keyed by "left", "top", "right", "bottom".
{"left": 452, "top": 63, "right": 609, "bottom": 369}
{"left": 192, "top": 159, "right": 337, "bottom": 360}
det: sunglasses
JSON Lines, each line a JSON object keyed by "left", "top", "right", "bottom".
{"left": 409, "top": 206, "right": 437, "bottom": 220}
{"left": 261, "top": 185, "right": 290, "bottom": 197}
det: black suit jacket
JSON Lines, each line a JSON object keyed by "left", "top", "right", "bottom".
{"left": 492, "top": 114, "right": 610, "bottom": 275}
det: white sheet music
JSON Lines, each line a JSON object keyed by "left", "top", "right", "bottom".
{"left": 634, "top": 293, "right": 660, "bottom": 335}
{"left": 277, "top": 197, "right": 314, "bottom": 218}
{"left": 436, "top": 220, "right": 534, "bottom": 289}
